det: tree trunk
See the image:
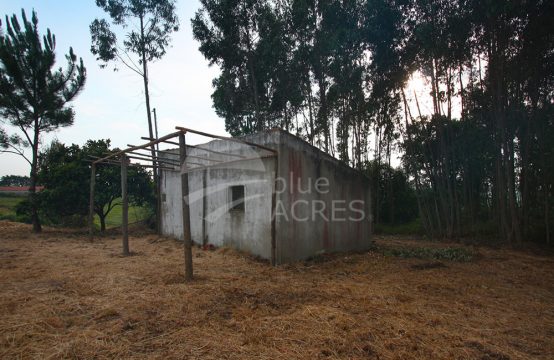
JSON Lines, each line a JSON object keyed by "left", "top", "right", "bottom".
{"left": 307, "top": 81, "right": 315, "bottom": 145}
{"left": 317, "top": 74, "right": 330, "bottom": 153}
{"left": 244, "top": 28, "right": 262, "bottom": 132}
{"left": 139, "top": 14, "right": 160, "bottom": 233}
{"left": 247, "top": 54, "right": 262, "bottom": 131}
{"left": 546, "top": 188, "right": 551, "bottom": 245}
{"left": 430, "top": 58, "right": 440, "bottom": 116}
{"left": 99, "top": 214, "right": 106, "bottom": 232}
{"left": 30, "top": 122, "right": 41, "bottom": 233}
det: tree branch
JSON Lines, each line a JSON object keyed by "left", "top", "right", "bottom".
{"left": 0, "top": 146, "right": 32, "bottom": 165}
{"left": 18, "top": 125, "right": 34, "bottom": 148}
{"left": 117, "top": 45, "right": 144, "bottom": 75}
{"left": 115, "top": 51, "right": 144, "bottom": 77}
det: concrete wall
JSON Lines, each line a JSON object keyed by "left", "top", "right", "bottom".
{"left": 274, "top": 131, "right": 372, "bottom": 263}
{"left": 159, "top": 135, "right": 277, "bottom": 259}
{"left": 160, "top": 129, "right": 372, "bottom": 264}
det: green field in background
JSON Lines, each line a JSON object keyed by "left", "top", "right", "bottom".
{"left": 94, "top": 199, "right": 150, "bottom": 229}
{"left": 0, "top": 194, "right": 26, "bottom": 218}
{"left": 0, "top": 194, "right": 149, "bottom": 228}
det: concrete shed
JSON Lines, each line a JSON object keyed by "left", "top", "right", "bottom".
{"left": 159, "top": 129, "right": 372, "bottom": 264}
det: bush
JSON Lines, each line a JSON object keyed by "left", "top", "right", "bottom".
{"left": 0, "top": 214, "right": 16, "bottom": 221}
{"left": 14, "top": 199, "right": 33, "bottom": 224}
{"left": 382, "top": 246, "right": 474, "bottom": 262}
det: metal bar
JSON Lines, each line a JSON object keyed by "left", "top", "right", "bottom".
{"left": 126, "top": 154, "right": 180, "bottom": 166}
{"left": 141, "top": 136, "right": 179, "bottom": 146}
{"left": 121, "top": 155, "right": 129, "bottom": 256}
{"left": 88, "top": 156, "right": 202, "bottom": 170}
{"left": 86, "top": 157, "right": 122, "bottom": 166}
{"left": 127, "top": 150, "right": 171, "bottom": 161}
{"left": 180, "top": 132, "right": 193, "bottom": 281}
{"left": 87, "top": 155, "right": 120, "bottom": 162}
{"left": 128, "top": 145, "right": 179, "bottom": 158}
{"left": 175, "top": 126, "right": 277, "bottom": 154}
{"left": 132, "top": 163, "right": 178, "bottom": 171}
{"left": 93, "top": 130, "right": 182, "bottom": 164}
{"left": 86, "top": 157, "right": 175, "bottom": 171}
{"left": 88, "top": 163, "right": 96, "bottom": 241}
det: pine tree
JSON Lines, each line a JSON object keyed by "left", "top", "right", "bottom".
{"left": 0, "top": 9, "right": 86, "bottom": 232}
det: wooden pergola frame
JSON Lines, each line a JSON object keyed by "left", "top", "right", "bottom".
{"left": 88, "top": 127, "right": 279, "bottom": 281}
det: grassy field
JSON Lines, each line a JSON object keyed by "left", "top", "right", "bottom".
{"left": 0, "top": 194, "right": 149, "bottom": 228}
{"left": 0, "top": 194, "right": 25, "bottom": 219}
{"left": 93, "top": 199, "right": 151, "bottom": 229}
{"left": 0, "top": 221, "right": 553, "bottom": 359}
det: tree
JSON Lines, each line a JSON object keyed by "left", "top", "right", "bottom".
{"left": 90, "top": 0, "right": 179, "bottom": 203}
{"left": 37, "top": 139, "right": 155, "bottom": 231}
{"left": 0, "top": 9, "right": 86, "bottom": 232}
{"left": 192, "top": 0, "right": 294, "bottom": 135}
{"left": 192, "top": 0, "right": 554, "bottom": 245}
{"left": 0, "top": 174, "right": 30, "bottom": 187}
{"left": 364, "top": 160, "right": 418, "bottom": 226}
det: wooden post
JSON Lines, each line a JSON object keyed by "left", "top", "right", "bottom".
{"left": 153, "top": 109, "right": 162, "bottom": 235}
{"left": 157, "top": 170, "right": 162, "bottom": 235}
{"left": 179, "top": 132, "right": 193, "bottom": 280}
{"left": 202, "top": 168, "right": 208, "bottom": 246}
{"left": 88, "top": 163, "right": 96, "bottom": 241}
{"left": 271, "top": 154, "right": 278, "bottom": 266}
{"left": 121, "top": 155, "right": 130, "bottom": 256}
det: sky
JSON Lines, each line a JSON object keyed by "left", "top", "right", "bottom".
{"left": 0, "top": 0, "right": 442, "bottom": 177}
{"left": 0, "top": 0, "right": 224, "bottom": 177}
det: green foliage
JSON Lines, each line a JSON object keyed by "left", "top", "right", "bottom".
{"left": 192, "top": 0, "right": 410, "bottom": 159}
{"left": 0, "top": 193, "right": 25, "bottom": 221}
{"left": 14, "top": 197, "right": 32, "bottom": 223}
{"left": 0, "top": 9, "right": 86, "bottom": 232}
{"left": 90, "top": 0, "right": 179, "bottom": 185}
{"left": 192, "top": 0, "right": 554, "bottom": 245}
{"left": 363, "top": 161, "right": 418, "bottom": 226}
{"left": 374, "top": 219, "right": 425, "bottom": 236}
{"left": 382, "top": 246, "right": 474, "bottom": 262}
{"left": 0, "top": 10, "right": 86, "bottom": 134}
{"left": 0, "top": 175, "right": 30, "bottom": 187}
{"left": 193, "top": 0, "right": 294, "bottom": 135}
{"left": 37, "top": 139, "right": 155, "bottom": 229}
{"left": 90, "top": 0, "right": 179, "bottom": 67}
{"left": 93, "top": 198, "right": 151, "bottom": 229}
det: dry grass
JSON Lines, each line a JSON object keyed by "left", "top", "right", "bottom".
{"left": 0, "top": 220, "right": 553, "bottom": 359}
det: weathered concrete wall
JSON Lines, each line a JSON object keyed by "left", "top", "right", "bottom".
{"left": 160, "top": 129, "right": 372, "bottom": 264}
{"left": 159, "top": 136, "right": 277, "bottom": 259}
{"left": 274, "top": 131, "right": 372, "bottom": 263}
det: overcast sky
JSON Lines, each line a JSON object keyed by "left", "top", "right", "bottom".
{"left": 0, "top": 0, "right": 224, "bottom": 176}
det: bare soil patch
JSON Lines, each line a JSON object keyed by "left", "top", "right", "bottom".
{"left": 0, "top": 221, "right": 553, "bottom": 359}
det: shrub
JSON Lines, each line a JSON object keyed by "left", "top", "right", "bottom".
{"left": 382, "top": 246, "right": 474, "bottom": 262}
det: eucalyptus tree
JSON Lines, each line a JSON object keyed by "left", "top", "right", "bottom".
{"left": 193, "top": 0, "right": 297, "bottom": 135}
{"left": 0, "top": 9, "right": 86, "bottom": 232}
{"left": 190, "top": 0, "right": 554, "bottom": 244}
{"left": 90, "top": 0, "right": 179, "bottom": 205}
